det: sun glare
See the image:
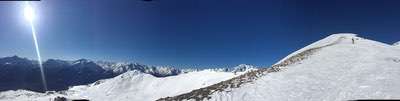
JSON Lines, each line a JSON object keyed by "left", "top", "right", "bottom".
{"left": 24, "top": 2, "right": 48, "bottom": 91}
{"left": 24, "top": 4, "right": 35, "bottom": 22}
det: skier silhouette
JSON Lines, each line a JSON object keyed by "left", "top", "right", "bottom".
{"left": 352, "top": 38, "right": 355, "bottom": 44}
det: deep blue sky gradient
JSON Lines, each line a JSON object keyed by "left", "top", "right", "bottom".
{"left": 0, "top": 0, "right": 399, "bottom": 68}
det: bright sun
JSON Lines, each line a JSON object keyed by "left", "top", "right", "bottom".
{"left": 24, "top": 3, "right": 35, "bottom": 22}
{"left": 24, "top": 2, "right": 48, "bottom": 91}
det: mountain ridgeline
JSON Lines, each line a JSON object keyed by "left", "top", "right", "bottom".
{"left": 0, "top": 56, "right": 181, "bottom": 92}
{"left": 0, "top": 56, "right": 255, "bottom": 93}
{"left": 158, "top": 34, "right": 400, "bottom": 101}
{"left": 1, "top": 33, "right": 399, "bottom": 101}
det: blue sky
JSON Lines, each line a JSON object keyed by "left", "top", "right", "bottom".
{"left": 0, "top": 0, "right": 399, "bottom": 68}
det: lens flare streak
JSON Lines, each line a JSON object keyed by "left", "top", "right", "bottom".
{"left": 25, "top": 2, "right": 48, "bottom": 91}
{"left": 30, "top": 21, "right": 48, "bottom": 91}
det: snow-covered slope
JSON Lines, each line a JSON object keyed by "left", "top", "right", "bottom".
{"left": 0, "top": 90, "right": 66, "bottom": 101}
{"left": 0, "top": 63, "right": 255, "bottom": 101}
{"left": 275, "top": 33, "right": 356, "bottom": 65}
{"left": 2, "top": 33, "right": 398, "bottom": 101}
{"left": 0, "top": 70, "right": 242, "bottom": 101}
{"left": 161, "top": 33, "right": 400, "bottom": 101}
{"left": 64, "top": 70, "right": 240, "bottom": 101}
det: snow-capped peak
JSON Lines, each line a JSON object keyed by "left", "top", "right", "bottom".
{"left": 394, "top": 41, "right": 400, "bottom": 46}
{"left": 73, "top": 59, "right": 92, "bottom": 65}
{"left": 159, "top": 33, "right": 400, "bottom": 101}
{"left": 95, "top": 61, "right": 181, "bottom": 77}
{"left": 114, "top": 70, "right": 145, "bottom": 80}
{"left": 63, "top": 69, "right": 239, "bottom": 101}
{"left": 275, "top": 33, "right": 362, "bottom": 65}
{"left": 232, "top": 64, "right": 256, "bottom": 73}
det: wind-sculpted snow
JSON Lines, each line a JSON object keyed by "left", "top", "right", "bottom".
{"left": 159, "top": 33, "right": 400, "bottom": 101}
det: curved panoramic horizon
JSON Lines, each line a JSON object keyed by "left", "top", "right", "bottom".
{"left": 1, "top": 0, "right": 400, "bottom": 101}
{"left": 1, "top": 0, "right": 399, "bottom": 69}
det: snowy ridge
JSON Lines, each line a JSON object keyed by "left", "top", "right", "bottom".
{"left": 271, "top": 33, "right": 353, "bottom": 70}
{"left": 63, "top": 70, "right": 240, "bottom": 101}
{"left": 208, "top": 34, "right": 400, "bottom": 100}
{"left": 205, "top": 34, "right": 400, "bottom": 101}
{"left": 157, "top": 34, "right": 349, "bottom": 101}
{"left": 0, "top": 90, "right": 66, "bottom": 101}
{"left": 158, "top": 33, "right": 400, "bottom": 101}
{"left": 0, "top": 62, "right": 256, "bottom": 101}
{"left": 0, "top": 56, "right": 184, "bottom": 91}
{"left": 61, "top": 65, "right": 255, "bottom": 101}
{"left": 96, "top": 61, "right": 181, "bottom": 77}
{"left": 275, "top": 33, "right": 355, "bottom": 65}
{"left": 97, "top": 61, "right": 256, "bottom": 77}
{"left": 0, "top": 69, "right": 241, "bottom": 101}
{"left": 2, "top": 33, "right": 398, "bottom": 101}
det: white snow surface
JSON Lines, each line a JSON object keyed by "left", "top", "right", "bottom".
{"left": 66, "top": 70, "right": 241, "bottom": 101}
{"left": 1, "top": 33, "right": 398, "bottom": 101}
{"left": 208, "top": 33, "right": 400, "bottom": 101}
{"left": 0, "top": 90, "right": 69, "bottom": 101}
{"left": 0, "top": 70, "right": 241, "bottom": 101}
{"left": 275, "top": 33, "right": 357, "bottom": 65}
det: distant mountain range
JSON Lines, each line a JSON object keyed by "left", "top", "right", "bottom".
{"left": 1, "top": 33, "right": 399, "bottom": 101}
{"left": 0, "top": 56, "right": 256, "bottom": 92}
{"left": 394, "top": 41, "right": 400, "bottom": 46}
